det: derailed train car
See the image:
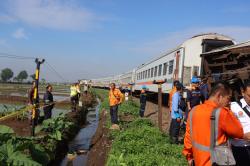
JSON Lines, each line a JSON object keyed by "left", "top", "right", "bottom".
{"left": 92, "top": 33, "right": 235, "bottom": 95}
{"left": 133, "top": 33, "right": 234, "bottom": 93}
{"left": 201, "top": 41, "right": 250, "bottom": 101}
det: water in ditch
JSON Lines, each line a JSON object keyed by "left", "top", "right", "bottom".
{"left": 60, "top": 101, "right": 100, "bottom": 166}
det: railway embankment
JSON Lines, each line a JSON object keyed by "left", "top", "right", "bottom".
{"left": 87, "top": 89, "right": 186, "bottom": 166}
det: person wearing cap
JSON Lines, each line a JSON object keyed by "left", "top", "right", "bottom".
{"left": 187, "top": 77, "right": 202, "bottom": 114}
{"left": 139, "top": 86, "right": 147, "bottom": 117}
{"left": 169, "top": 83, "right": 183, "bottom": 144}
{"left": 169, "top": 80, "right": 180, "bottom": 112}
{"left": 43, "top": 84, "right": 54, "bottom": 119}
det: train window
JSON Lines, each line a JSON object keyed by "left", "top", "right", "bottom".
{"left": 163, "top": 62, "right": 168, "bottom": 75}
{"left": 145, "top": 70, "right": 148, "bottom": 79}
{"left": 158, "top": 64, "right": 162, "bottom": 76}
{"left": 154, "top": 66, "right": 157, "bottom": 77}
{"left": 151, "top": 68, "right": 154, "bottom": 78}
{"left": 169, "top": 60, "right": 174, "bottom": 74}
{"left": 148, "top": 69, "right": 150, "bottom": 78}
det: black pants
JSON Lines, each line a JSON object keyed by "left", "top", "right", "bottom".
{"left": 71, "top": 95, "right": 79, "bottom": 112}
{"left": 139, "top": 109, "right": 145, "bottom": 117}
{"left": 139, "top": 103, "right": 146, "bottom": 117}
{"left": 169, "top": 118, "right": 181, "bottom": 143}
{"left": 110, "top": 105, "right": 118, "bottom": 124}
{"left": 44, "top": 108, "right": 52, "bottom": 119}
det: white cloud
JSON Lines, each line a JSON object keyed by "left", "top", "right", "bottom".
{"left": 12, "top": 28, "right": 27, "bottom": 39}
{"left": 1, "top": 0, "right": 98, "bottom": 31}
{"left": 0, "top": 14, "right": 16, "bottom": 23}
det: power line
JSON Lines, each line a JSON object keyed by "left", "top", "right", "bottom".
{"left": 0, "top": 52, "right": 37, "bottom": 60}
{"left": 45, "top": 61, "right": 68, "bottom": 82}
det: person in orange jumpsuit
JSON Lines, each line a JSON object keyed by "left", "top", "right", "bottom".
{"left": 169, "top": 80, "right": 180, "bottom": 112}
{"left": 109, "top": 83, "right": 123, "bottom": 127}
{"left": 183, "top": 81, "right": 243, "bottom": 166}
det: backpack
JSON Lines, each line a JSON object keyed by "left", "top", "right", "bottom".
{"left": 179, "top": 98, "right": 187, "bottom": 112}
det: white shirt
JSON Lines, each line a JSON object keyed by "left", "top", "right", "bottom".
{"left": 231, "top": 98, "right": 250, "bottom": 134}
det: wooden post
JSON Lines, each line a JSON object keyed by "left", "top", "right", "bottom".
{"left": 158, "top": 84, "right": 162, "bottom": 131}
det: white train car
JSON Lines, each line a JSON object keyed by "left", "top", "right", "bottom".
{"left": 119, "top": 70, "right": 135, "bottom": 88}
{"left": 134, "top": 33, "right": 234, "bottom": 93}
{"left": 92, "top": 76, "right": 113, "bottom": 88}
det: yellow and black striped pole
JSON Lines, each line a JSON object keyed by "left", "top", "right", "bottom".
{"left": 31, "top": 58, "right": 45, "bottom": 136}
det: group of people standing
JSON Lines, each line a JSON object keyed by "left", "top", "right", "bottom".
{"left": 28, "top": 81, "right": 89, "bottom": 125}
{"left": 169, "top": 77, "right": 209, "bottom": 144}
{"left": 167, "top": 77, "right": 250, "bottom": 165}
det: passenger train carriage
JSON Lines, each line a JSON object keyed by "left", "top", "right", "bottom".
{"left": 91, "top": 33, "right": 234, "bottom": 94}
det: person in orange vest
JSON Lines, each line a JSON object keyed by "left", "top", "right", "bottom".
{"left": 169, "top": 80, "right": 180, "bottom": 112}
{"left": 183, "top": 81, "right": 243, "bottom": 166}
{"left": 109, "top": 83, "right": 123, "bottom": 129}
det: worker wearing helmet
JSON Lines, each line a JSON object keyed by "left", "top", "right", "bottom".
{"left": 183, "top": 82, "right": 243, "bottom": 166}
{"left": 70, "top": 83, "right": 79, "bottom": 112}
{"left": 109, "top": 83, "right": 124, "bottom": 129}
{"left": 186, "top": 77, "right": 201, "bottom": 120}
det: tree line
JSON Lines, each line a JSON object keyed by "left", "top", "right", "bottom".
{"left": 0, "top": 68, "right": 46, "bottom": 84}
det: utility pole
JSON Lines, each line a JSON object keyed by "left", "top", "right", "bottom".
{"left": 153, "top": 80, "right": 166, "bottom": 132}
{"left": 31, "top": 58, "right": 45, "bottom": 136}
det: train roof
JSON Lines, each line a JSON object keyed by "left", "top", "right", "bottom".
{"left": 201, "top": 40, "right": 250, "bottom": 56}
{"left": 137, "top": 33, "right": 233, "bottom": 70}
{"left": 191, "top": 33, "right": 232, "bottom": 40}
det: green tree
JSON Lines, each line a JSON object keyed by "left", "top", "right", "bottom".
{"left": 30, "top": 74, "right": 36, "bottom": 80}
{"left": 16, "top": 70, "right": 28, "bottom": 82}
{"left": 0, "top": 68, "right": 14, "bottom": 82}
{"left": 41, "top": 78, "right": 46, "bottom": 84}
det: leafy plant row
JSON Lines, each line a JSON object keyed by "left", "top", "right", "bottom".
{"left": 0, "top": 113, "right": 77, "bottom": 166}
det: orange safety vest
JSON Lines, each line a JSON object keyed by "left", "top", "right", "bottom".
{"left": 109, "top": 89, "right": 123, "bottom": 106}
{"left": 183, "top": 100, "right": 243, "bottom": 166}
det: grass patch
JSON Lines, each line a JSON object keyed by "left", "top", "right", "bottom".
{"left": 93, "top": 88, "right": 186, "bottom": 166}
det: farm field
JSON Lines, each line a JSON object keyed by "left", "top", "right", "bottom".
{"left": 0, "top": 83, "right": 97, "bottom": 165}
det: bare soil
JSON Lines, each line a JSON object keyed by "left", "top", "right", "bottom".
{"left": 144, "top": 101, "right": 171, "bottom": 132}
{"left": 0, "top": 117, "right": 31, "bottom": 136}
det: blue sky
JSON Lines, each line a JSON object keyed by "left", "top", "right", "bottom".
{"left": 0, "top": 0, "right": 250, "bottom": 82}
